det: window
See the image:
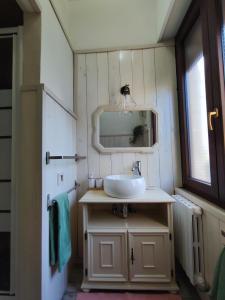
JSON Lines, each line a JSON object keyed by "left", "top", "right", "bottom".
{"left": 184, "top": 19, "right": 211, "bottom": 184}
{"left": 176, "top": 0, "right": 225, "bottom": 208}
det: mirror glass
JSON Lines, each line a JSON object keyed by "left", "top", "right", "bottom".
{"left": 99, "top": 110, "right": 157, "bottom": 148}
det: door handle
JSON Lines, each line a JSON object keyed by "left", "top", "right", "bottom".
{"left": 131, "top": 248, "right": 135, "bottom": 265}
{"left": 208, "top": 108, "right": 219, "bottom": 131}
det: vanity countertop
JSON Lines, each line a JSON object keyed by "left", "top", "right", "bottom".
{"left": 79, "top": 187, "right": 175, "bottom": 204}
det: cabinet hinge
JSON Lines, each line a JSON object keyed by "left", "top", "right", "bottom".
{"left": 84, "top": 231, "right": 87, "bottom": 240}
{"left": 169, "top": 233, "right": 172, "bottom": 241}
{"left": 85, "top": 268, "right": 88, "bottom": 276}
{"left": 171, "top": 269, "right": 174, "bottom": 277}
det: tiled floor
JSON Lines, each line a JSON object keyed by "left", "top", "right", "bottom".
{"left": 62, "top": 264, "right": 201, "bottom": 300}
{"left": 175, "top": 264, "right": 200, "bottom": 300}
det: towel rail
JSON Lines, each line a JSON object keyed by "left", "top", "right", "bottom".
{"left": 47, "top": 181, "right": 80, "bottom": 210}
{"left": 46, "top": 151, "right": 86, "bottom": 164}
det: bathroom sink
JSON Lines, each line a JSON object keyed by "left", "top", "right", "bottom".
{"left": 104, "top": 175, "right": 145, "bottom": 198}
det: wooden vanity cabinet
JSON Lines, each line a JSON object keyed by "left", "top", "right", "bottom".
{"left": 80, "top": 189, "right": 178, "bottom": 292}
{"left": 88, "top": 230, "right": 171, "bottom": 284}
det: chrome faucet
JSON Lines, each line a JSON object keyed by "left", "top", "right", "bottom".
{"left": 132, "top": 161, "right": 141, "bottom": 176}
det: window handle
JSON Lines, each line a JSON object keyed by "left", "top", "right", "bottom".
{"left": 208, "top": 108, "right": 219, "bottom": 131}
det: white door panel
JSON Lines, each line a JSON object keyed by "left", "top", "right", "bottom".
{"left": 0, "top": 138, "right": 11, "bottom": 179}
{"left": 129, "top": 232, "right": 171, "bottom": 282}
{"left": 0, "top": 182, "right": 11, "bottom": 210}
{"left": 88, "top": 231, "right": 128, "bottom": 282}
{"left": 0, "top": 110, "right": 12, "bottom": 136}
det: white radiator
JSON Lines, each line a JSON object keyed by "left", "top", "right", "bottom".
{"left": 173, "top": 195, "right": 207, "bottom": 289}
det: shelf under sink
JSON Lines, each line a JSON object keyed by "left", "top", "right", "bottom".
{"left": 88, "top": 210, "right": 168, "bottom": 230}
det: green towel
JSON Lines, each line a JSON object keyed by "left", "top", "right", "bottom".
{"left": 49, "top": 193, "right": 72, "bottom": 272}
{"left": 210, "top": 247, "right": 225, "bottom": 300}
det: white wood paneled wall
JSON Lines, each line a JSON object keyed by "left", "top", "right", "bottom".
{"left": 76, "top": 46, "right": 181, "bottom": 192}
{"left": 42, "top": 89, "right": 77, "bottom": 300}
{"left": 75, "top": 46, "right": 182, "bottom": 258}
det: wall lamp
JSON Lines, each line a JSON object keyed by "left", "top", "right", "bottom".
{"left": 120, "top": 84, "right": 136, "bottom": 110}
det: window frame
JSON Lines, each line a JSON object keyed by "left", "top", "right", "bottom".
{"left": 176, "top": 0, "right": 225, "bottom": 208}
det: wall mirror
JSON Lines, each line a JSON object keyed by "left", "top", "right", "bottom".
{"left": 93, "top": 105, "right": 158, "bottom": 153}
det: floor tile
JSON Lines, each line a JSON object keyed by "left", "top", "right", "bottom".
{"left": 63, "top": 263, "right": 201, "bottom": 300}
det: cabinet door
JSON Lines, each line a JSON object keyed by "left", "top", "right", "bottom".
{"left": 129, "top": 232, "right": 171, "bottom": 282}
{"left": 88, "top": 231, "right": 128, "bottom": 282}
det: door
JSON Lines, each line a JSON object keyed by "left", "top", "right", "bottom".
{"left": 0, "top": 32, "right": 18, "bottom": 294}
{"left": 129, "top": 232, "right": 171, "bottom": 282}
{"left": 88, "top": 230, "right": 128, "bottom": 282}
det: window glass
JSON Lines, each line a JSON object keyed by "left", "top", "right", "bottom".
{"left": 184, "top": 19, "right": 211, "bottom": 183}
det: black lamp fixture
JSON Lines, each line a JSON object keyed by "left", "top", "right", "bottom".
{"left": 119, "top": 84, "right": 136, "bottom": 110}
{"left": 120, "top": 84, "right": 131, "bottom": 96}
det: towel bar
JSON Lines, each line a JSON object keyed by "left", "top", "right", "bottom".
{"left": 47, "top": 180, "right": 80, "bottom": 210}
{"left": 46, "top": 151, "right": 86, "bottom": 164}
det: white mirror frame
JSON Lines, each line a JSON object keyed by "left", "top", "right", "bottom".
{"left": 92, "top": 105, "right": 159, "bottom": 153}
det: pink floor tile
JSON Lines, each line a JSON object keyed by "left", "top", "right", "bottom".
{"left": 77, "top": 292, "right": 182, "bottom": 300}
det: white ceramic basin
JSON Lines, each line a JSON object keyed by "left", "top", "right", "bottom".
{"left": 104, "top": 175, "right": 145, "bottom": 198}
